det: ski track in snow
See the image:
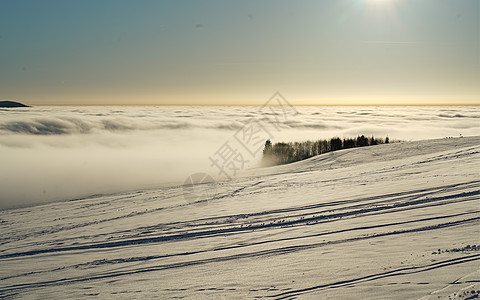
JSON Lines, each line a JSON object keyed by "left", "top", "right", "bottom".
{"left": 1, "top": 137, "right": 479, "bottom": 299}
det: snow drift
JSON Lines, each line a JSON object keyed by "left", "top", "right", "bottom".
{"left": 0, "top": 136, "right": 479, "bottom": 299}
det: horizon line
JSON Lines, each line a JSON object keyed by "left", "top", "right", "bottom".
{"left": 19, "top": 103, "right": 480, "bottom": 107}
{"left": 2, "top": 99, "right": 479, "bottom": 107}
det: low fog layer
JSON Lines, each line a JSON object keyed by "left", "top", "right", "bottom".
{"left": 0, "top": 106, "right": 479, "bottom": 209}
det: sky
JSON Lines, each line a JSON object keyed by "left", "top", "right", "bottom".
{"left": 0, "top": 0, "right": 479, "bottom": 106}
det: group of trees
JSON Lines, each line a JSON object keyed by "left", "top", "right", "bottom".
{"left": 262, "top": 135, "right": 390, "bottom": 166}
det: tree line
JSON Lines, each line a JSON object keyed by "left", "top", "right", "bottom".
{"left": 262, "top": 135, "right": 390, "bottom": 166}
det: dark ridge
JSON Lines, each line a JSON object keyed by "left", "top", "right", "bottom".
{"left": 0, "top": 100, "right": 30, "bottom": 108}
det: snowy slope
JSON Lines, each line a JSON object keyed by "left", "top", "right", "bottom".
{"left": 0, "top": 137, "right": 479, "bottom": 299}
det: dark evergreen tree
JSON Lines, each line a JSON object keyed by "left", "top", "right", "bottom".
{"left": 343, "top": 138, "right": 356, "bottom": 149}
{"left": 263, "top": 139, "right": 272, "bottom": 155}
{"left": 330, "top": 137, "right": 343, "bottom": 151}
{"left": 356, "top": 135, "right": 369, "bottom": 147}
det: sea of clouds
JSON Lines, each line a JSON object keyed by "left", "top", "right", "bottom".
{"left": 0, "top": 105, "right": 479, "bottom": 209}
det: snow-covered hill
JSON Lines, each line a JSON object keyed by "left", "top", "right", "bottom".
{"left": 1, "top": 137, "right": 479, "bottom": 299}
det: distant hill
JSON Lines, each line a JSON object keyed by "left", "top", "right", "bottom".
{"left": 0, "top": 101, "right": 30, "bottom": 108}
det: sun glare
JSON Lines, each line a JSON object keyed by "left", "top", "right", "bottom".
{"left": 368, "top": 0, "right": 393, "bottom": 4}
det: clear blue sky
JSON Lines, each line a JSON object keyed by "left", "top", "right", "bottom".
{"left": 0, "top": 0, "right": 479, "bottom": 105}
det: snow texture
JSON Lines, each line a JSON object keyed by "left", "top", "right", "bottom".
{"left": 1, "top": 136, "right": 479, "bottom": 299}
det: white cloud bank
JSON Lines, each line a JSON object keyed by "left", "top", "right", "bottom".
{"left": 0, "top": 106, "right": 479, "bottom": 209}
